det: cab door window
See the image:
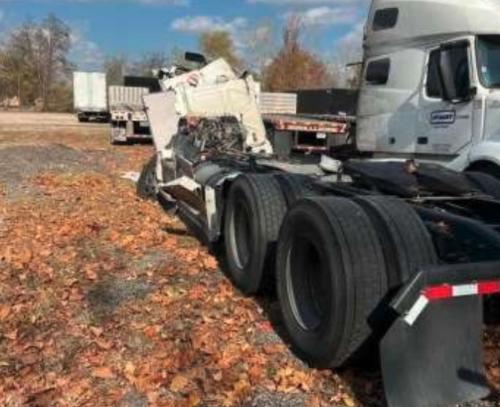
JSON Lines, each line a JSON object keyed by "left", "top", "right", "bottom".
{"left": 425, "top": 42, "right": 470, "bottom": 101}
{"left": 426, "top": 50, "right": 442, "bottom": 98}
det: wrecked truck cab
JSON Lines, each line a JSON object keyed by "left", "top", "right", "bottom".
{"left": 146, "top": 58, "right": 273, "bottom": 163}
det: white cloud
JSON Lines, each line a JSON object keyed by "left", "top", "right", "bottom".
{"left": 286, "top": 6, "right": 358, "bottom": 26}
{"left": 338, "top": 21, "right": 364, "bottom": 53}
{"left": 69, "top": 29, "right": 105, "bottom": 71}
{"left": 171, "top": 15, "right": 247, "bottom": 34}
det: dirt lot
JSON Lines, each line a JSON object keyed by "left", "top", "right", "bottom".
{"left": 0, "top": 112, "right": 498, "bottom": 407}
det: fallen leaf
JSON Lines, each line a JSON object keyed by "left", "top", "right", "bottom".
{"left": 124, "top": 361, "right": 136, "bottom": 376}
{"left": 188, "top": 393, "right": 201, "bottom": 406}
{"left": 5, "top": 330, "right": 17, "bottom": 340}
{"left": 170, "top": 374, "right": 189, "bottom": 392}
{"left": 90, "top": 327, "right": 103, "bottom": 337}
{"left": 85, "top": 267, "right": 98, "bottom": 281}
{"left": 0, "top": 305, "right": 11, "bottom": 321}
{"left": 203, "top": 257, "right": 218, "bottom": 271}
{"left": 95, "top": 339, "right": 113, "bottom": 350}
{"left": 143, "top": 325, "right": 161, "bottom": 338}
{"left": 256, "top": 321, "right": 273, "bottom": 333}
{"left": 343, "top": 395, "right": 356, "bottom": 407}
{"left": 92, "top": 367, "right": 115, "bottom": 379}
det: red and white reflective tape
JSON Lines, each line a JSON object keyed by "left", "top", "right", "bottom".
{"left": 404, "top": 280, "right": 500, "bottom": 326}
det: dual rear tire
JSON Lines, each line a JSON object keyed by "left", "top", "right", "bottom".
{"left": 223, "top": 174, "right": 437, "bottom": 368}
{"left": 276, "top": 197, "right": 387, "bottom": 367}
{"left": 223, "top": 173, "right": 318, "bottom": 295}
{"left": 276, "top": 196, "right": 437, "bottom": 368}
{"left": 224, "top": 174, "right": 287, "bottom": 294}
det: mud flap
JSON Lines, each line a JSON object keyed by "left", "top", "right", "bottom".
{"left": 381, "top": 296, "right": 490, "bottom": 407}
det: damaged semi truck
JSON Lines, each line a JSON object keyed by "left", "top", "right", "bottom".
{"left": 137, "top": 1, "right": 500, "bottom": 406}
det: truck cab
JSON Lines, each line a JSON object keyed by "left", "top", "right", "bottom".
{"left": 357, "top": 0, "right": 500, "bottom": 177}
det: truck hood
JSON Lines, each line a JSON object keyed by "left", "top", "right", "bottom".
{"left": 455, "top": 95, "right": 500, "bottom": 169}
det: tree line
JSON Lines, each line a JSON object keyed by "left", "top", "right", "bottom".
{"left": 0, "top": 13, "right": 361, "bottom": 112}
{"left": 106, "top": 18, "right": 362, "bottom": 92}
{"left": 0, "top": 15, "right": 73, "bottom": 111}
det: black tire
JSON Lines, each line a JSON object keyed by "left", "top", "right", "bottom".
{"left": 466, "top": 171, "right": 500, "bottom": 200}
{"left": 276, "top": 197, "right": 387, "bottom": 368}
{"left": 353, "top": 196, "right": 437, "bottom": 289}
{"left": 224, "top": 174, "right": 287, "bottom": 295}
{"left": 273, "top": 174, "right": 317, "bottom": 207}
{"left": 468, "top": 162, "right": 500, "bottom": 180}
{"left": 137, "top": 155, "right": 158, "bottom": 200}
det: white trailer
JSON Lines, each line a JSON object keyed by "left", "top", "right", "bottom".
{"left": 108, "top": 86, "right": 151, "bottom": 145}
{"left": 72, "top": 72, "right": 109, "bottom": 123}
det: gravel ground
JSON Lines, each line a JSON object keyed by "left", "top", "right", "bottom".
{"left": 0, "top": 144, "right": 124, "bottom": 199}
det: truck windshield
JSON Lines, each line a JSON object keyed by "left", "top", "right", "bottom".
{"left": 477, "top": 35, "right": 500, "bottom": 88}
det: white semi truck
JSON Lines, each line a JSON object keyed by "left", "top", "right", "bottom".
{"left": 72, "top": 72, "right": 109, "bottom": 123}
{"left": 136, "top": 1, "right": 500, "bottom": 406}
{"left": 355, "top": 0, "right": 500, "bottom": 179}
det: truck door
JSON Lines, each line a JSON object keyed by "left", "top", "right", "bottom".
{"left": 416, "top": 41, "right": 474, "bottom": 157}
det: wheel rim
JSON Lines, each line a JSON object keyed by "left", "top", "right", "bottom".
{"left": 286, "top": 234, "right": 330, "bottom": 331}
{"left": 229, "top": 197, "right": 252, "bottom": 269}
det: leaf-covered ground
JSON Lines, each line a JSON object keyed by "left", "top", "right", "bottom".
{"left": 0, "top": 114, "right": 498, "bottom": 407}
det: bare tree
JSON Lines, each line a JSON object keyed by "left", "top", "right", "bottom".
{"left": 242, "top": 20, "right": 277, "bottom": 78}
{"left": 34, "top": 15, "right": 72, "bottom": 109}
{"left": 166, "top": 47, "right": 185, "bottom": 67}
{"left": 0, "top": 16, "right": 72, "bottom": 109}
{"left": 0, "top": 23, "right": 36, "bottom": 105}
{"left": 104, "top": 55, "right": 128, "bottom": 86}
{"left": 39, "top": 14, "right": 71, "bottom": 110}
{"left": 132, "top": 52, "right": 167, "bottom": 77}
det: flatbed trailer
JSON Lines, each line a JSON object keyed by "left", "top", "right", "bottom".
{"left": 263, "top": 114, "right": 350, "bottom": 158}
{"left": 108, "top": 86, "right": 152, "bottom": 145}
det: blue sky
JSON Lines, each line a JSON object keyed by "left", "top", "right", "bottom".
{"left": 0, "top": 0, "right": 369, "bottom": 70}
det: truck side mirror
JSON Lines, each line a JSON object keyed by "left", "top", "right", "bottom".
{"left": 438, "top": 44, "right": 471, "bottom": 103}
{"left": 185, "top": 52, "right": 207, "bottom": 67}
